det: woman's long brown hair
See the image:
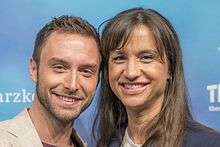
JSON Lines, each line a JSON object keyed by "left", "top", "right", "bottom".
{"left": 94, "top": 8, "right": 192, "bottom": 147}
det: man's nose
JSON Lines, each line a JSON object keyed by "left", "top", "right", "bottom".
{"left": 64, "top": 71, "right": 79, "bottom": 91}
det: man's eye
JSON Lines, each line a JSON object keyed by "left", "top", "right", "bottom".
{"left": 53, "top": 65, "right": 66, "bottom": 73}
{"left": 81, "top": 69, "right": 94, "bottom": 78}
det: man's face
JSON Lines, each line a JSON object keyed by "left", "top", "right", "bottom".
{"left": 30, "top": 32, "right": 100, "bottom": 123}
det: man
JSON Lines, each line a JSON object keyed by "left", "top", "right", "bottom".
{"left": 0, "top": 15, "right": 101, "bottom": 147}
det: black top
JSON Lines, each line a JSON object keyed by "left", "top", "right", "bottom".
{"left": 183, "top": 121, "right": 220, "bottom": 147}
{"left": 108, "top": 120, "right": 220, "bottom": 147}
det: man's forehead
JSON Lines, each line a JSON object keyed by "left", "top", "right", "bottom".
{"left": 40, "top": 32, "right": 100, "bottom": 63}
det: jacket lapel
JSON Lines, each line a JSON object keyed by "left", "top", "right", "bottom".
{"left": 6, "top": 109, "right": 43, "bottom": 147}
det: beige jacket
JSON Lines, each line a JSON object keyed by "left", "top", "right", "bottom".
{"left": 0, "top": 109, "right": 87, "bottom": 147}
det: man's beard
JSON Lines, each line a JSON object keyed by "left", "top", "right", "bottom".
{"left": 35, "top": 79, "right": 76, "bottom": 124}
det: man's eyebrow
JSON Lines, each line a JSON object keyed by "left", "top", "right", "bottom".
{"left": 47, "top": 57, "right": 70, "bottom": 67}
{"left": 80, "top": 64, "right": 99, "bottom": 71}
{"left": 48, "top": 57, "right": 99, "bottom": 69}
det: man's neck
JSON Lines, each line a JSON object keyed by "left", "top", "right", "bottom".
{"left": 29, "top": 99, "right": 73, "bottom": 147}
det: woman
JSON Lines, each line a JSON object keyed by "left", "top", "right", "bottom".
{"left": 94, "top": 8, "right": 220, "bottom": 147}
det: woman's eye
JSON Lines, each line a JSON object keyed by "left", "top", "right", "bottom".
{"left": 114, "top": 56, "right": 124, "bottom": 60}
{"left": 111, "top": 55, "right": 126, "bottom": 63}
{"left": 140, "top": 54, "right": 154, "bottom": 63}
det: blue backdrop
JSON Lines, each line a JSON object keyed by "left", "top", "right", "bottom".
{"left": 0, "top": 0, "right": 220, "bottom": 146}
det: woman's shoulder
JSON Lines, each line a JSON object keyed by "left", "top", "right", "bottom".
{"left": 184, "top": 120, "right": 220, "bottom": 147}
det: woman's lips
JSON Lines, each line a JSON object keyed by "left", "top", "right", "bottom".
{"left": 119, "top": 82, "right": 149, "bottom": 95}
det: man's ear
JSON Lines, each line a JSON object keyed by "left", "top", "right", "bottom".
{"left": 29, "top": 58, "right": 38, "bottom": 83}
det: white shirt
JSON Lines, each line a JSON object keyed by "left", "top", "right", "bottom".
{"left": 120, "top": 128, "right": 143, "bottom": 147}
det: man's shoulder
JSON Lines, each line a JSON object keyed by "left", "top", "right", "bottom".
{"left": 0, "top": 118, "right": 23, "bottom": 147}
{"left": 0, "top": 128, "right": 22, "bottom": 147}
{"left": 184, "top": 121, "right": 220, "bottom": 147}
{"left": 0, "top": 115, "right": 18, "bottom": 132}
{"left": 0, "top": 109, "right": 27, "bottom": 131}
{"left": 0, "top": 108, "right": 43, "bottom": 147}
{"left": 0, "top": 119, "right": 10, "bottom": 129}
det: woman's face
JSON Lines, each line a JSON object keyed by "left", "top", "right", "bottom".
{"left": 108, "top": 25, "right": 169, "bottom": 110}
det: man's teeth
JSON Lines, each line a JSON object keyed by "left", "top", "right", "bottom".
{"left": 61, "top": 96, "right": 75, "bottom": 102}
{"left": 53, "top": 92, "right": 82, "bottom": 101}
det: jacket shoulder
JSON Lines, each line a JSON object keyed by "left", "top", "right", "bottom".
{"left": 0, "top": 128, "right": 22, "bottom": 147}
{"left": 184, "top": 121, "right": 220, "bottom": 147}
{"left": 0, "top": 109, "right": 43, "bottom": 147}
{"left": 0, "top": 117, "right": 14, "bottom": 130}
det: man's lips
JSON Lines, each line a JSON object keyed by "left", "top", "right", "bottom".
{"left": 51, "top": 91, "right": 84, "bottom": 107}
{"left": 118, "top": 82, "right": 149, "bottom": 95}
{"left": 52, "top": 92, "right": 83, "bottom": 100}
{"left": 51, "top": 91, "right": 84, "bottom": 100}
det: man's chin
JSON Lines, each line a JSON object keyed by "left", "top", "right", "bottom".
{"left": 52, "top": 110, "right": 82, "bottom": 124}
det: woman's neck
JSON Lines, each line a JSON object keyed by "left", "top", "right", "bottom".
{"left": 126, "top": 97, "right": 163, "bottom": 144}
